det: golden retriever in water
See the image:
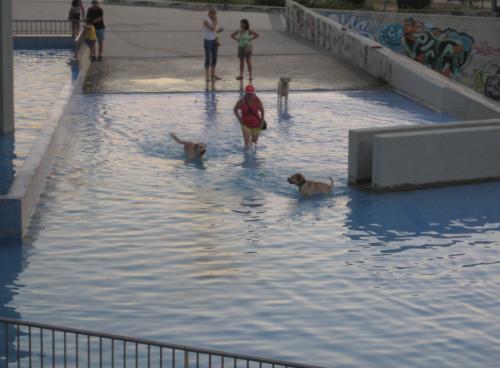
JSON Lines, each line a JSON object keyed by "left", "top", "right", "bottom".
{"left": 287, "top": 173, "right": 333, "bottom": 197}
{"left": 170, "top": 133, "right": 206, "bottom": 160}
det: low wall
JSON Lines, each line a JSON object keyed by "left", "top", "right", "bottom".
{"left": 317, "top": 9, "right": 500, "bottom": 102}
{"left": 372, "top": 125, "right": 500, "bottom": 189}
{"left": 0, "top": 42, "right": 90, "bottom": 241}
{"left": 348, "top": 118, "right": 500, "bottom": 183}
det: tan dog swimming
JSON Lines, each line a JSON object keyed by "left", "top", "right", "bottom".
{"left": 170, "top": 133, "right": 206, "bottom": 160}
{"left": 287, "top": 173, "right": 333, "bottom": 197}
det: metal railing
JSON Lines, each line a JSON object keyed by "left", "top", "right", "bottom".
{"left": 13, "top": 20, "right": 74, "bottom": 36}
{"left": 0, "top": 318, "right": 324, "bottom": 368}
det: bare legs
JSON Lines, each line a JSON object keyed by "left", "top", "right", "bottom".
{"left": 71, "top": 23, "right": 80, "bottom": 37}
{"left": 98, "top": 40, "right": 103, "bottom": 59}
{"left": 241, "top": 125, "right": 259, "bottom": 150}
{"left": 237, "top": 58, "right": 244, "bottom": 80}
{"left": 236, "top": 56, "right": 253, "bottom": 80}
{"left": 246, "top": 55, "right": 253, "bottom": 80}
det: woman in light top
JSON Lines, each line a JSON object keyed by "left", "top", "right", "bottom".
{"left": 202, "top": 8, "right": 223, "bottom": 82}
{"left": 231, "top": 19, "right": 259, "bottom": 81}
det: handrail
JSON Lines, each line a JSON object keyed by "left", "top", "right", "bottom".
{"left": 1, "top": 317, "right": 325, "bottom": 368}
{"left": 13, "top": 20, "right": 75, "bottom": 35}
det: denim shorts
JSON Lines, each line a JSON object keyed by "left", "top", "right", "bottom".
{"left": 96, "top": 29, "right": 106, "bottom": 41}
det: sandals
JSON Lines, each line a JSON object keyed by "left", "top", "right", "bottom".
{"left": 235, "top": 76, "right": 243, "bottom": 81}
{"left": 212, "top": 75, "right": 222, "bottom": 81}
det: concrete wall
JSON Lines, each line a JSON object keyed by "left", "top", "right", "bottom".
{"left": 372, "top": 125, "right": 500, "bottom": 189}
{"left": 318, "top": 8, "right": 500, "bottom": 103}
{"left": 348, "top": 118, "right": 500, "bottom": 184}
{"left": 286, "top": 0, "right": 500, "bottom": 121}
{"left": 0, "top": 42, "right": 90, "bottom": 241}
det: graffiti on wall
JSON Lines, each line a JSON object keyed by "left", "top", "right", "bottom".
{"left": 478, "top": 59, "right": 500, "bottom": 101}
{"left": 325, "top": 13, "right": 374, "bottom": 39}
{"left": 378, "top": 17, "right": 475, "bottom": 78}
{"left": 473, "top": 41, "right": 500, "bottom": 56}
{"left": 378, "top": 24, "right": 404, "bottom": 53}
{"left": 314, "top": 8, "right": 500, "bottom": 103}
{"left": 401, "top": 17, "right": 474, "bottom": 78}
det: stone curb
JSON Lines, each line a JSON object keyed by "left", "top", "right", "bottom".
{"left": 0, "top": 41, "right": 92, "bottom": 241}
{"left": 104, "top": 0, "right": 285, "bottom": 13}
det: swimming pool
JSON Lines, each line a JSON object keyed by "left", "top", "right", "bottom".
{"left": 3, "top": 90, "right": 500, "bottom": 367}
{"left": 0, "top": 50, "right": 72, "bottom": 195}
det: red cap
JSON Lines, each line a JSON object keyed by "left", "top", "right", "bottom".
{"left": 245, "top": 85, "right": 255, "bottom": 94}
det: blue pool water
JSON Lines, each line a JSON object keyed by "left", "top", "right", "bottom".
{"left": 0, "top": 50, "right": 72, "bottom": 194}
{"left": 2, "top": 90, "right": 500, "bottom": 367}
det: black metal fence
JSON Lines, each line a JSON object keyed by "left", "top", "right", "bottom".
{"left": 0, "top": 318, "right": 324, "bottom": 368}
{"left": 13, "top": 20, "right": 74, "bottom": 36}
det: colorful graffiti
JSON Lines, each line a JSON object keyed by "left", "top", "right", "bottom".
{"left": 378, "top": 23, "right": 404, "bottom": 53}
{"left": 378, "top": 18, "right": 475, "bottom": 78}
{"left": 318, "top": 9, "right": 500, "bottom": 103}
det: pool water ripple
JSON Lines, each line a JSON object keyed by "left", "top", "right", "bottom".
{"left": 2, "top": 90, "right": 500, "bottom": 367}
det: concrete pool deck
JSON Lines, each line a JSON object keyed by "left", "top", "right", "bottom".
{"left": 14, "top": 0, "right": 379, "bottom": 93}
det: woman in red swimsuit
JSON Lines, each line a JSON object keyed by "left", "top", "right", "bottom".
{"left": 233, "top": 85, "right": 265, "bottom": 150}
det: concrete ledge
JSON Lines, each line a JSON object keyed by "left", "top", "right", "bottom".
{"left": 0, "top": 42, "right": 91, "bottom": 241}
{"left": 372, "top": 125, "right": 500, "bottom": 190}
{"left": 104, "top": 0, "right": 284, "bottom": 13}
{"left": 348, "top": 118, "right": 500, "bottom": 183}
{"left": 14, "top": 35, "right": 74, "bottom": 50}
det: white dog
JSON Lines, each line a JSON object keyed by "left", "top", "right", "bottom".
{"left": 277, "top": 77, "right": 291, "bottom": 105}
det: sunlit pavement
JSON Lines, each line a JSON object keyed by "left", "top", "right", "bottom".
{"left": 14, "top": 0, "right": 379, "bottom": 93}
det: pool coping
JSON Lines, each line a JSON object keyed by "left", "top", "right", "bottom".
{"left": 0, "top": 43, "right": 91, "bottom": 241}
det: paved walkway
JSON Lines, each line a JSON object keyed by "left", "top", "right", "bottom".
{"left": 15, "top": 0, "right": 379, "bottom": 93}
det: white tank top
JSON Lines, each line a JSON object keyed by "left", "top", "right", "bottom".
{"left": 202, "top": 17, "right": 217, "bottom": 41}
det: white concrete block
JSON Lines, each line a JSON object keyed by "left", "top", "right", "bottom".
{"left": 372, "top": 125, "right": 500, "bottom": 189}
{"left": 348, "top": 118, "right": 500, "bottom": 183}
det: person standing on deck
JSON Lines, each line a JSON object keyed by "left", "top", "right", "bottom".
{"left": 86, "top": 0, "right": 106, "bottom": 61}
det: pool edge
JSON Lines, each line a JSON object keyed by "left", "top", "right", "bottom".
{"left": 0, "top": 45, "right": 91, "bottom": 241}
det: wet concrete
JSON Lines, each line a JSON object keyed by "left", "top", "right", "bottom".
{"left": 15, "top": 1, "right": 379, "bottom": 93}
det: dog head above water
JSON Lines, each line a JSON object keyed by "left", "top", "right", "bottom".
{"left": 194, "top": 143, "right": 206, "bottom": 157}
{"left": 280, "top": 77, "right": 291, "bottom": 86}
{"left": 287, "top": 173, "right": 306, "bottom": 187}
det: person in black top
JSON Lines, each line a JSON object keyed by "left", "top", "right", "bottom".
{"left": 86, "top": 0, "right": 106, "bottom": 61}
